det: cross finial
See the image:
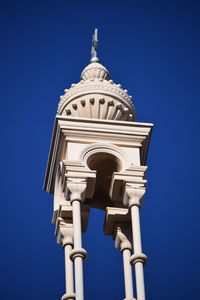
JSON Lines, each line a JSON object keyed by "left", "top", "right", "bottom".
{"left": 91, "top": 28, "right": 99, "bottom": 63}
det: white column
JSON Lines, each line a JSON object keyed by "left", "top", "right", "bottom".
{"left": 124, "top": 186, "right": 147, "bottom": 300}
{"left": 130, "top": 205, "right": 147, "bottom": 300}
{"left": 123, "top": 249, "right": 134, "bottom": 299}
{"left": 64, "top": 244, "right": 74, "bottom": 296}
{"left": 59, "top": 223, "right": 75, "bottom": 300}
{"left": 115, "top": 227, "right": 136, "bottom": 300}
{"left": 71, "top": 200, "right": 86, "bottom": 300}
{"left": 67, "top": 179, "right": 88, "bottom": 300}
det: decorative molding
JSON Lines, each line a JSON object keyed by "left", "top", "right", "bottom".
{"left": 58, "top": 81, "right": 134, "bottom": 113}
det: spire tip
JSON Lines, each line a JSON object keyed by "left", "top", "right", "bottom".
{"left": 91, "top": 28, "right": 99, "bottom": 63}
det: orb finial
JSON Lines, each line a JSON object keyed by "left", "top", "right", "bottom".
{"left": 91, "top": 28, "right": 99, "bottom": 63}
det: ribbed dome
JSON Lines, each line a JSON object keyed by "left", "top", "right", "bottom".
{"left": 57, "top": 62, "right": 135, "bottom": 121}
{"left": 81, "top": 63, "right": 110, "bottom": 80}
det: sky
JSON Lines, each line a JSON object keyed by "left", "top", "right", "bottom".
{"left": 1, "top": 0, "right": 200, "bottom": 299}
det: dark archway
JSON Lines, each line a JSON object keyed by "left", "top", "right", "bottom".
{"left": 85, "top": 152, "right": 121, "bottom": 209}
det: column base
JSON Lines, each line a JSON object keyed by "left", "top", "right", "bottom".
{"left": 61, "top": 292, "right": 76, "bottom": 300}
{"left": 123, "top": 298, "right": 137, "bottom": 300}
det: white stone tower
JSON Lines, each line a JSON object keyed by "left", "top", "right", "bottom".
{"left": 44, "top": 29, "right": 153, "bottom": 300}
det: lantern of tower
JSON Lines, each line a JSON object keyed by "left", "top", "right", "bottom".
{"left": 44, "top": 29, "right": 153, "bottom": 300}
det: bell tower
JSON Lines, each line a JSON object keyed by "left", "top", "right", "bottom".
{"left": 44, "top": 29, "right": 153, "bottom": 300}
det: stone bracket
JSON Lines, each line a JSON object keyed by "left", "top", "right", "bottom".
{"left": 104, "top": 207, "right": 131, "bottom": 236}
{"left": 115, "top": 227, "right": 132, "bottom": 252}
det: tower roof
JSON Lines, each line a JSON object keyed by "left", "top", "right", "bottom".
{"left": 57, "top": 30, "right": 136, "bottom": 121}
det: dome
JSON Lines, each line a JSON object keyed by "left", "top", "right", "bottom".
{"left": 57, "top": 62, "right": 135, "bottom": 121}
{"left": 81, "top": 63, "right": 110, "bottom": 80}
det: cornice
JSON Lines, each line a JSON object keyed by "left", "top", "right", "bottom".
{"left": 43, "top": 116, "right": 153, "bottom": 194}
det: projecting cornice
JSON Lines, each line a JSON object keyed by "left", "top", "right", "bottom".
{"left": 43, "top": 116, "right": 153, "bottom": 194}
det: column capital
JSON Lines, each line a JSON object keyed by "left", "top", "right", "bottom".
{"left": 67, "top": 178, "right": 87, "bottom": 203}
{"left": 62, "top": 161, "right": 96, "bottom": 201}
{"left": 123, "top": 185, "right": 145, "bottom": 208}
{"left": 57, "top": 221, "right": 74, "bottom": 247}
{"left": 115, "top": 226, "right": 132, "bottom": 252}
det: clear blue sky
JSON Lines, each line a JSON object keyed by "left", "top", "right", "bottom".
{"left": 1, "top": 1, "right": 200, "bottom": 299}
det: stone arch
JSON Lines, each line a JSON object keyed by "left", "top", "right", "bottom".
{"left": 80, "top": 143, "right": 127, "bottom": 209}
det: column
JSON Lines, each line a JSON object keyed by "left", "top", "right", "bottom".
{"left": 67, "top": 179, "right": 88, "bottom": 300}
{"left": 115, "top": 226, "right": 136, "bottom": 300}
{"left": 124, "top": 186, "right": 147, "bottom": 300}
{"left": 59, "top": 222, "right": 75, "bottom": 300}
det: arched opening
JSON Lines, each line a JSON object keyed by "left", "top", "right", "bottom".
{"left": 85, "top": 152, "right": 121, "bottom": 209}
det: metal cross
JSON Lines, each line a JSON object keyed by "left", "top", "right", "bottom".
{"left": 91, "top": 28, "right": 99, "bottom": 63}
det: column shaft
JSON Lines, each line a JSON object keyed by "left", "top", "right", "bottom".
{"left": 135, "top": 262, "right": 145, "bottom": 300}
{"left": 64, "top": 244, "right": 74, "bottom": 294}
{"left": 72, "top": 200, "right": 82, "bottom": 249}
{"left": 74, "top": 256, "right": 84, "bottom": 300}
{"left": 131, "top": 206, "right": 142, "bottom": 253}
{"left": 72, "top": 200, "right": 84, "bottom": 300}
{"left": 131, "top": 205, "right": 145, "bottom": 300}
{"left": 123, "top": 248, "right": 134, "bottom": 299}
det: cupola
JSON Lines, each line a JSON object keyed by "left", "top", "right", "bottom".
{"left": 57, "top": 32, "right": 135, "bottom": 121}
